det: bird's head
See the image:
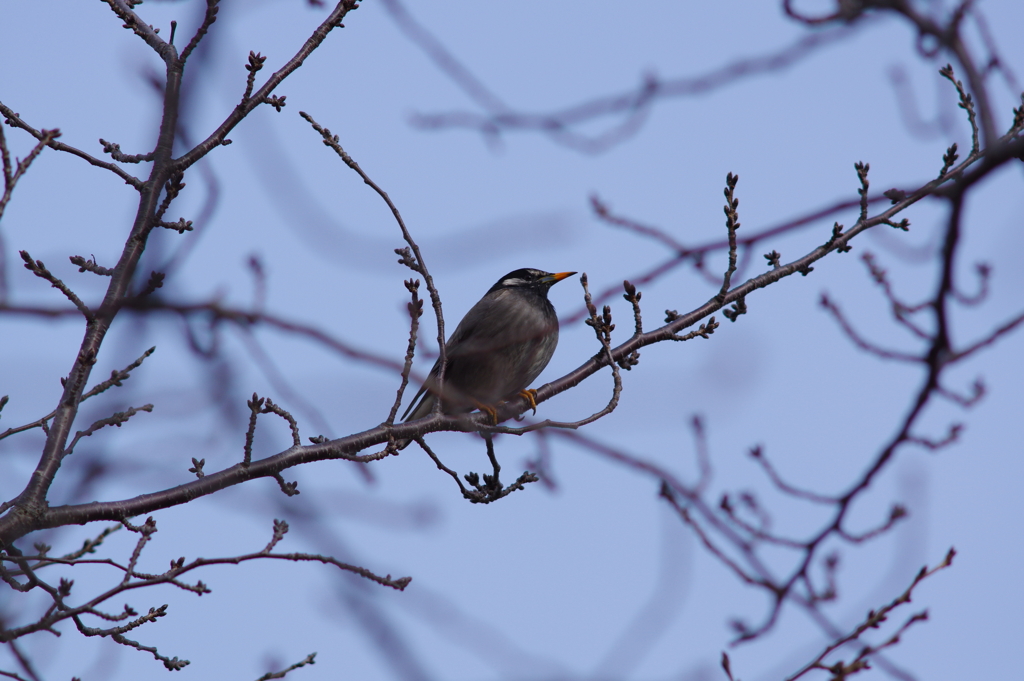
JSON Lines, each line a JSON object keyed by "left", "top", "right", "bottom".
{"left": 487, "top": 269, "right": 576, "bottom": 295}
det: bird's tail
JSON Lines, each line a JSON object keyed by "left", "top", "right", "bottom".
{"left": 396, "top": 387, "right": 434, "bottom": 450}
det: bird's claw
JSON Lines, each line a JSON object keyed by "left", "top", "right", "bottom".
{"left": 518, "top": 389, "right": 539, "bottom": 415}
{"left": 474, "top": 400, "right": 499, "bottom": 425}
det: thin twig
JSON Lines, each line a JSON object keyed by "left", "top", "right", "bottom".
{"left": 0, "top": 348, "right": 155, "bottom": 445}
{"left": 64, "top": 404, "right": 153, "bottom": 456}
{"left": 177, "top": 0, "right": 219, "bottom": 66}
{"left": 0, "top": 128, "right": 60, "bottom": 222}
{"left": 785, "top": 549, "right": 955, "bottom": 681}
{"left": 299, "top": 110, "right": 449, "bottom": 415}
{"left": 718, "top": 173, "right": 741, "bottom": 302}
{"left": 19, "top": 251, "right": 92, "bottom": 319}
{"left": 255, "top": 653, "right": 317, "bottom": 681}
{"left": 386, "top": 279, "right": 422, "bottom": 425}
{"left": 0, "top": 104, "right": 143, "bottom": 189}
{"left": 174, "top": 1, "right": 362, "bottom": 172}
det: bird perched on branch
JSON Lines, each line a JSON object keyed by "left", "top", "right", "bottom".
{"left": 400, "top": 268, "right": 576, "bottom": 445}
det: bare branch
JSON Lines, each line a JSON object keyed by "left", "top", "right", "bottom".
{"left": 100, "top": 0, "right": 171, "bottom": 58}
{"left": 83, "top": 347, "right": 156, "bottom": 401}
{"left": 261, "top": 398, "right": 301, "bottom": 448}
{"left": 299, "top": 110, "right": 449, "bottom": 412}
{"left": 591, "top": 195, "right": 687, "bottom": 253}
{"left": 177, "top": 0, "right": 220, "bottom": 66}
{"left": 174, "top": 1, "right": 363, "bottom": 171}
{"left": 401, "top": 0, "right": 867, "bottom": 153}
{"left": 940, "top": 63, "right": 980, "bottom": 154}
{"left": 386, "top": 279, "right": 423, "bottom": 425}
{"left": 64, "top": 404, "right": 154, "bottom": 456}
{"left": 19, "top": 251, "right": 92, "bottom": 319}
{"left": 748, "top": 446, "right": 838, "bottom": 505}
{"left": 98, "top": 138, "right": 154, "bottom": 164}
{"left": 819, "top": 293, "right": 921, "bottom": 363}
{"left": 255, "top": 653, "right": 317, "bottom": 681}
{"left": 0, "top": 348, "right": 154, "bottom": 445}
{"left": 0, "top": 104, "right": 143, "bottom": 189}
{"left": 243, "top": 393, "right": 264, "bottom": 466}
{"left": 69, "top": 255, "right": 114, "bottom": 277}
{"left": 785, "top": 549, "right": 955, "bottom": 681}
{"left": 838, "top": 505, "right": 908, "bottom": 544}
{"left": 718, "top": 173, "right": 741, "bottom": 302}
{"left": 951, "top": 307, "right": 1024, "bottom": 361}
{"left": 0, "top": 127, "right": 59, "bottom": 222}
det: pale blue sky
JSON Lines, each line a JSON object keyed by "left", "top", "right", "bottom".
{"left": 2, "top": 2, "right": 1023, "bottom": 680}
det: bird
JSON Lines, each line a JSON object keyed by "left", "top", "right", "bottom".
{"left": 399, "top": 268, "right": 575, "bottom": 445}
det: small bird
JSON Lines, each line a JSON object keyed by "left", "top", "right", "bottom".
{"left": 400, "top": 268, "right": 575, "bottom": 441}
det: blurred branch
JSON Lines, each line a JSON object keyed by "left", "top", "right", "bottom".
{"left": 392, "top": 0, "right": 868, "bottom": 153}
{"left": 255, "top": 653, "right": 316, "bottom": 681}
{"left": 785, "top": 549, "right": 955, "bottom": 681}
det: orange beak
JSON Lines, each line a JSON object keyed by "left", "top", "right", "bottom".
{"left": 543, "top": 271, "right": 576, "bottom": 284}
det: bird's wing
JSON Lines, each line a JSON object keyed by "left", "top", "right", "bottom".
{"left": 401, "top": 352, "right": 441, "bottom": 421}
{"left": 401, "top": 295, "right": 502, "bottom": 421}
{"left": 443, "top": 297, "right": 507, "bottom": 358}
{"left": 400, "top": 382, "right": 429, "bottom": 421}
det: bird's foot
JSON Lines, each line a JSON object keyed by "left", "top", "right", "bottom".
{"left": 473, "top": 400, "right": 499, "bottom": 425}
{"left": 518, "top": 389, "right": 539, "bottom": 415}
